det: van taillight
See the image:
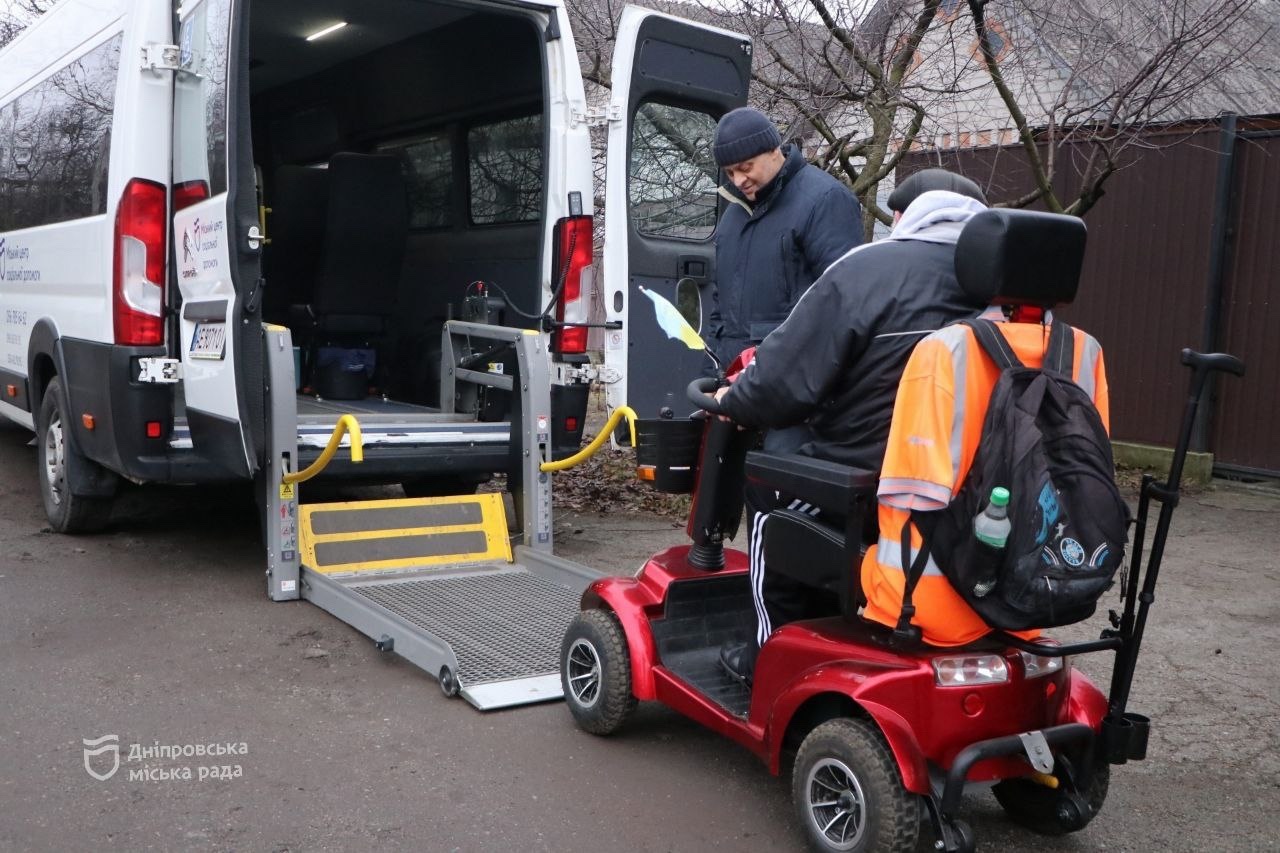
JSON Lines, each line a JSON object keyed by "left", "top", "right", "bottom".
{"left": 551, "top": 215, "right": 593, "bottom": 355}
{"left": 113, "top": 178, "right": 167, "bottom": 346}
{"left": 172, "top": 179, "right": 210, "bottom": 212}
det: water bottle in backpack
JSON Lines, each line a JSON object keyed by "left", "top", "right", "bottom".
{"left": 971, "top": 487, "right": 1011, "bottom": 598}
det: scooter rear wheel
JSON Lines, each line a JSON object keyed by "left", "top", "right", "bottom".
{"left": 560, "top": 609, "right": 637, "bottom": 735}
{"left": 992, "top": 763, "right": 1109, "bottom": 835}
{"left": 792, "top": 718, "right": 919, "bottom": 853}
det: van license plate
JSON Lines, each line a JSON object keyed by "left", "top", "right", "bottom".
{"left": 190, "top": 322, "right": 227, "bottom": 360}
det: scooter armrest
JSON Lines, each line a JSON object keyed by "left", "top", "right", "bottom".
{"left": 745, "top": 451, "right": 877, "bottom": 515}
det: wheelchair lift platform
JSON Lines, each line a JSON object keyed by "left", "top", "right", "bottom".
{"left": 261, "top": 322, "right": 600, "bottom": 710}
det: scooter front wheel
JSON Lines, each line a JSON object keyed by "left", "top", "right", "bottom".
{"left": 560, "top": 609, "right": 637, "bottom": 735}
{"left": 793, "top": 718, "right": 919, "bottom": 853}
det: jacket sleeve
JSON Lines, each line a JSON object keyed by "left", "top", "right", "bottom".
{"left": 801, "top": 185, "right": 864, "bottom": 278}
{"left": 718, "top": 267, "right": 875, "bottom": 429}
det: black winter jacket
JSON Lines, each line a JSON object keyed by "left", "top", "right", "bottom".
{"left": 718, "top": 237, "right": 986, "bottom": 472}
{"left": 708, "top": 145, "right": 863, "bottom": 366}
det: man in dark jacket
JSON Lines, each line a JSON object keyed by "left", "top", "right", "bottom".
{"left": 713, "top": 168, "right": 990, "bottom": 685}
{"left": 707, "top": 108, "right": 863, "bottom": 367}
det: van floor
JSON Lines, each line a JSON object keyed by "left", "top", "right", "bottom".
{"left": 170, "top": 390, "right": 508, "bottom": 452}
{"left": 295, "top": 394, "right": 443, "bottom": 418}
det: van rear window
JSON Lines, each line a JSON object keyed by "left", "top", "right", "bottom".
{"left": 0, "top": 34, "right": 122, "bottom": 232}
{"left": 629, "top": 102, "right": 718, "bottom": 241}
{"left": 468, "top": 114, "right": 542, "bottom": 225}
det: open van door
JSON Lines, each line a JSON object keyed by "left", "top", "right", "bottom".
{"left": 601, "top": 5, "right": 750, "bottom": 420}
{"left": 171, "top": 0, "right": 264, "bottom": 477}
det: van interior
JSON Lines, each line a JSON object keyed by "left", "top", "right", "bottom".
{"left": 246, "top": 0, "right": 549, "bottom": 418}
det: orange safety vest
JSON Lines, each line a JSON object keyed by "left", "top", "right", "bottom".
{"left": 860, "top": 312, "right": 1110, "bottom": 646}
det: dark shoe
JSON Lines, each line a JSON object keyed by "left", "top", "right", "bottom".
{"left": 719, "top": 642, "right": 755, "bottom": 687}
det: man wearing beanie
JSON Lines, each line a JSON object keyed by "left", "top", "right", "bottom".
{"left": 707, "top": 107, "right": 862, "bottom": 367}
{"left": 710, "top": 168, "right": 989, "bottom": 687}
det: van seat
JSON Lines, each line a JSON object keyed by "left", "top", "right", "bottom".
{"left": 309, "top": 152, "right": 409, "bottom": 335}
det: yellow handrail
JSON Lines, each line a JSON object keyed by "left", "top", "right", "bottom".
{"left": 540, "top": 405, "right": 638, "bottom": 472}
{"left": 283, "top": 414, "right": 363, "bottom": 485}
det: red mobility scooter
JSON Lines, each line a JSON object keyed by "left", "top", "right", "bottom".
{"left": 559, "top": 210, "right": 1244, "bottom": 852}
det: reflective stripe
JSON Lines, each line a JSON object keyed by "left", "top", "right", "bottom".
{"left": 1078, "top": 333, "right": 1102, "bottom": 401}
{"left": 878, "top": 477, "right": 952, "bottom": 510}
{"left": 932, "top": 324, "right": 971, "bottom": 489}
{"left": 875, "top": 535, "right": 945, "bottom": 577}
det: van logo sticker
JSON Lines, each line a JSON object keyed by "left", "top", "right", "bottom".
{"left": 180, "top": 218, "right": 224, "bottom": 279}
{"left": 1, "top": 239, "right": 39, "bottom": 283}
{"left": 180, "top": 20, "right": 194, "bottom": 68}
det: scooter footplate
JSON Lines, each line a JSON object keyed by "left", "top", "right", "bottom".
{"left": 662, "top": 647, "right": 751, "bottom": 717}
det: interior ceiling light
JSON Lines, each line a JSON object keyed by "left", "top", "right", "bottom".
{"left": 305, "top": 21, "right": 347, "bottom": 41}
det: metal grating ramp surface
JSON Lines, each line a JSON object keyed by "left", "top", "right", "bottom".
{"left": 350, "top": 568, "right": 580, "bottom": 706}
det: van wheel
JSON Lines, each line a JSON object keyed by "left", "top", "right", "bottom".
{"left": 37, "top": 377, "right": 116, "bottom": 533}
{"left": 792, "top": 718, "right": 919, "bottom": 853}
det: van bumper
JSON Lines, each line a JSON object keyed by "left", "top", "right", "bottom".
{"left": 60, "top": 339, "right": 244, "bottom": 484}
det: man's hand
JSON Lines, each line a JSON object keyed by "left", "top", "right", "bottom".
{"left": 712, "top": 385, "right": 735, "bottom": 423}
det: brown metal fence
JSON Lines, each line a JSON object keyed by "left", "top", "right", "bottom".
{"left": 1212, "top": 131, "right": 1280, "bottom": 476}
{"left": 898, "top": 118, "right": 1279, "bottom": 476}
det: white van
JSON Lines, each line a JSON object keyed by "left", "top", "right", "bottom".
{"left": 0, "top": 0, "right": 751, "bottom": 531}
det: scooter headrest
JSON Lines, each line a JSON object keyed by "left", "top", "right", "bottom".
{"left": 955, "top": 208, "right": 1087, "bottom": 307}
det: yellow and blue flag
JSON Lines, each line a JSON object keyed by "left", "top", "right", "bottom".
{"left": 639, "top": 286, "right": 705, "bottom": 351}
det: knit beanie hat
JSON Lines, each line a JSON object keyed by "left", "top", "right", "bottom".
{"left": 713, "top": 107, "right": 783, "bottom": 167}
{"left": 888, "top": 168, "right": 987, "bottom": 212}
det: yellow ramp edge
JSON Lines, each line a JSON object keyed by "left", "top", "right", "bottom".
{"left": 300, "top": 494, "right": 512, "bottom": 575}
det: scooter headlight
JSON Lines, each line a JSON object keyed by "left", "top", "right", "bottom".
{"left": 1019, "top": 651, "right": 1066, "bottom": 679}
{"left": 932, "top": 654, "right": 1009, "bottom": 686}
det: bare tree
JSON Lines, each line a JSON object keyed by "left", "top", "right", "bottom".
{"left": 965, "top": 0, "right": 1267, "bottom": 216}
{"left": 566, "top": 0, "right": 1270, "bottom": 232}
{"left": 0, "top": 0, "right": 51, "bottom": 49}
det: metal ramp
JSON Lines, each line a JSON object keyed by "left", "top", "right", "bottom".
{"left": 298, "top": 495, "right": 585, "bottom": 709}
{"left": 260, "top": 322, "right": 601, "bottom": 711}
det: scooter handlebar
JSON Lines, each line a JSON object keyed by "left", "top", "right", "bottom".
{"left": 687, "top": 376, "right": 726, "bottom": 415}
{"left": 1181, "top": 349, "right": 1245, "bottom": 378}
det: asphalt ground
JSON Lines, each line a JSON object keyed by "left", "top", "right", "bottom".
{"left": 1, "top": 416, "right": 1278, "bottom": 852}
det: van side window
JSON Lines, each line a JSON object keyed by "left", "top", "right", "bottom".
{"left": 468, "top": 114, "right": 542, "bottom": 225}
{"left": 381, "top": 134, "right": 453, "bottom": 229}
{"left": 0, "top": 34, "right": 122, "bottom": 232}
{"left": 629, "top": 102, "right": 718, "bottom": 241}
{"left": 174, "top": 0, "right": 231, "bottom": 199}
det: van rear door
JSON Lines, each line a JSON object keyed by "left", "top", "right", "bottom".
{"left": 601, "top": 6, "right": 750, "bottom": 419}
{"left": 171, "top": 0, "right": 263, "bottom": 477}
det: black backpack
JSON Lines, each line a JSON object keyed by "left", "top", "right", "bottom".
{"left": 899, "top": 318, "right": 1130, "bottom": 633}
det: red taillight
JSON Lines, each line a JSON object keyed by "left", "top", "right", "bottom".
{"left": 551, "top": 215, "right": 593, "bottom": 355}
{"left": 172, "top": 179, "right": 210, "bottom": 212}
{"left": 113, "top": 178, "right": 168, "bottom": 346}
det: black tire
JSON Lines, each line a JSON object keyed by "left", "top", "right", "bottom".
{"left": 36, "top": 377, "right": 115, "bottom": 533}
{"left": 560, "top": 609, "right": 637, "bottom": 735}
{"left": 792, "top": 718, "right": 919, "bottom": 853}
{"left": 992, "top": 762, "right": 1110, "bottom": 836}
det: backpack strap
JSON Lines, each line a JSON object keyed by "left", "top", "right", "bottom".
{"left": 1045, "top": 320, "right": 1075, "bottom": 377}
{"left": 960, "top": 318, "right": 1023, "bottom": 370}
{"left": 893, "top": 514, "right": 934, "bottom": 644}
{"left": 964, "top": 317, "right": 1077, "bottom": 378}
